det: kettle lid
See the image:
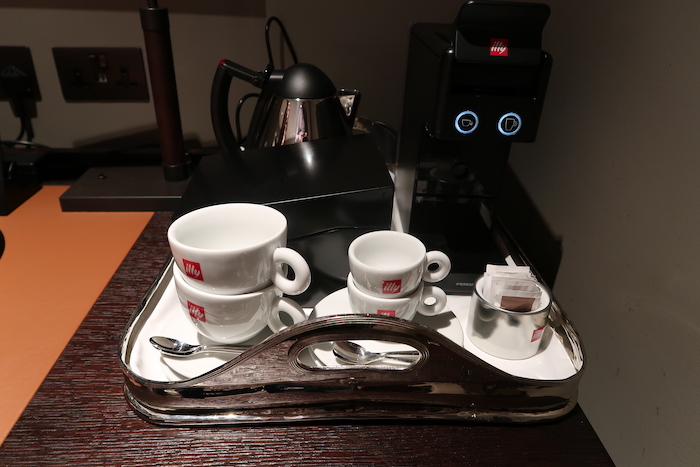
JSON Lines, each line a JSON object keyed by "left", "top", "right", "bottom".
{"left": 274, "top": 63, "right": 337, "bottom": 99}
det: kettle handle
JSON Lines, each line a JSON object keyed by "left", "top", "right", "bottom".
{"left": 211, "top": 60, "right": 265, "bottom": 155}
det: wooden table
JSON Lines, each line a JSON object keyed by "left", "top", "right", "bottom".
{"left": 0, "top": 212, "right": 614, "bottom": 466}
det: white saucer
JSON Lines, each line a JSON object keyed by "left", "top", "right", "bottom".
{"left": 309, "top": 288, "right": 464, "bottom": 367}
{"left": 129, "top": 273, "right": 282, "bottom": 381}
{"left": 447, "top": 294, "right": 579, "bottom": 380}
{"left": 159, "top": 315, "right": 274, "bottom": 380}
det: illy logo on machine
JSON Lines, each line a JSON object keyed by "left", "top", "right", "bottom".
{"left": 382, "top": 279, "right": 402, "bottom": 294}
{"left": 183, "top": 259, "right": 204, "bottom": 281}
{"left": 490, "top": 38, "right": 508, "bottom": 56}
{"left": 187, "top": 301, "right": 206, "bottom": 322}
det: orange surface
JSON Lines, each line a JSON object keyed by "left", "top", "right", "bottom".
{"left": 0, "top": 186, "right": 153, "bottom": 444}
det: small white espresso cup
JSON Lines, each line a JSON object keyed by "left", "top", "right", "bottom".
{"left": 348, "top": 230, "right": 451, "bottom": 298}
{"left": 347, "top": 273, "right": 447, "bottom": 321}
{"left": 173, "top": 267, "right": 307, "bottom": 344}
{"left": 168, "top": 203, "right": 311, "bottom": 295}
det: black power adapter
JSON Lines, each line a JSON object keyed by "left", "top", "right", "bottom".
{"left": 0, "top": 64, "right": 35, "bottom": 141}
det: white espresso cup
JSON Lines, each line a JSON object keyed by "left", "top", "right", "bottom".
{"left": 168, "top": 203, "right": 311, "bottom": 295}
{"left": 173, "top": 266, "right": 307, "bottom": 344}
{"left": 348, "top": 230, "right": 451, "bottom": 298}
{"left": 347, "top": 273, "right": 447, "bottom": 321}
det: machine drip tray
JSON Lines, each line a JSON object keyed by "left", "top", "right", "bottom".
{"left": 406, "top": 200, "right": 510, "bottom": 288}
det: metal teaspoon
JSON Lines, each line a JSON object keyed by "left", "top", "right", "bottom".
{"left": 332, "top": 340, "right": 421, "bottom": 364}
{"left": 151, "top": 336, "right": 421, "bottom": 365}
{"left": 149, "top": 336, "right": 250, "bottom": 357}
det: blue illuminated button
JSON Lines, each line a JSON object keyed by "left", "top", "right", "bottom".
{"left": 455, "top": 110, "right": 479, "bottom": 134}
{"left": 498, "top": 112, "right": 522, "bottom": 136}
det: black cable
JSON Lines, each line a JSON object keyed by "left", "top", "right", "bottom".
{"left": 21, "top": 114, "right": 33, "bottom": 142}
{"left": 0, "top": 65, "right": 34, "bottom": 143}
{"left": 371, "top": 120, "right": 399, "bottom": 139}
{"left": 264, "top": 16, "right": 299, "bottom": 69}
{"left": 14, "top": 117, "right": 25, "bottom": 141}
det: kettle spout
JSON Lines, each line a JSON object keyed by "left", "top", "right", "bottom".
{"left": 338, "top": 89, "right": 361, "bottom": 126}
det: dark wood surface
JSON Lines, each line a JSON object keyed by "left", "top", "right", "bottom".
{"left": 0, "top": 212, "right": 614, "bottom": 466}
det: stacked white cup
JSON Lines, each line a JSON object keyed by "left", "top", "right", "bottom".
{"left": 347, "top": 230, "right": 451, "bottom": 320}
{"left": 167, "top": 203, "right": 311, "bottom": 344}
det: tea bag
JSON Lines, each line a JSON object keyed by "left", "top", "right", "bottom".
{"left": 482, "top": 263, "right": 542, "bottom": 312}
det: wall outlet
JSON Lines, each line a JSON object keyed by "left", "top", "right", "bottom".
{"left": 0, "top": 46, "right": 41, "bottom": 101}
{"left": 52, "top": 47, "right": 149, "bottom": 102}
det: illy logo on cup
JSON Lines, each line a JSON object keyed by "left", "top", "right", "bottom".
{"left": 490, "top": 38, "right": 508, "bottom": 56}
{"left": 377, "top": 309, "right": 396, "bottom": 317}
{"left": 531, "top": 325, "right": 545, "bottom": 342}
{"left": 382, "top": 279, "right": 402, "bottom": 294}
{"left": 183, "top": 259, "right": 204, "bottom": 281}
{"left": 187, "top": 301, "right": 206, "bottom": 322}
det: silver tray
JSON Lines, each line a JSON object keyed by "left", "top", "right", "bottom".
{"left": 119, "top": 259, "right": 584, "bottom": 426}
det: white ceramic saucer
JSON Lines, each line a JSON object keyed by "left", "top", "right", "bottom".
{"left": 159, "top": 314, "right": 274, "bottom": 380}
{"left": 129, "top": 273, "right": 278, "bottom": 381}
{"left": 309, "top": 288, "right": 464, "bottom": 367}
{"left": 158, "top": 311, "right": 318, "bottom": 378}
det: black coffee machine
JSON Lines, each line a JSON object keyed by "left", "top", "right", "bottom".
{"left": 395, "top": 0, "right": 559, "bottom": 292}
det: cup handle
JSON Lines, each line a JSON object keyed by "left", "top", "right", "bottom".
{"left": 416, "top": 285, "right": 448, "bottom": 316}
{"left": 267, "top": 297, "right": 307, "bottom": 333}
{"left": 423, "top": 250, "right": 451, "bottom": 283}
{"left": 271, "top": 247, "right": 312, "bottom": 295}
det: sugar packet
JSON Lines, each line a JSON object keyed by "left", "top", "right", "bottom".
{"left": 482, "top": 264, "right": 542, "bottom": 312}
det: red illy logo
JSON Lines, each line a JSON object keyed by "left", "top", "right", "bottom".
{"left": 377, "top": 309, "right": 396, "bottom": 317}
{"left": 187, "top": 301, "right": 206, "bottom": 322}
{"left": 490, "top": 38, "right": 508, "bottom": 56}
{"left": 183, "top": 259, "right": 204, "bottom": 281}
{"left": 531, "top": 325, "right": 545, "bottom": 342}
{"left": 382, "top": 279, "right": 402, "bottom": 294}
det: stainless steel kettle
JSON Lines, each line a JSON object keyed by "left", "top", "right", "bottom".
{"left": 211, "top": 60, "right": 360, "bottom": 154}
